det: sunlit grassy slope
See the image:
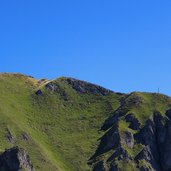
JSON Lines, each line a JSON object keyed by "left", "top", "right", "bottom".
{"left": 0, "top": 73, "right": 171, "bottom": 171}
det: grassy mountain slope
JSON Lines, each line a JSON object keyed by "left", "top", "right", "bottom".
{"left": 0, "top": 73, "right": 122, "bottom": 170}
{"left": 0, "top": 73, "right": 171, "bottom": 171}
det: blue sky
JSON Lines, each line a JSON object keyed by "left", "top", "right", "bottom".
{"left": 0, "top": 1, "right": 171, "bottom": 95}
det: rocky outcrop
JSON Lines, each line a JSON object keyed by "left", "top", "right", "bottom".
{"left": 90, "top": 118, "right": 132, "bottom": 170}
{"left": 36, "top": 81, "right": 70, "bottom": 101}
{"left": 90, "top": 109, "right": 171, "bottom": 171}
{"left": 0, "top": 147, "right": 34, "bottom": 171}
{"left": 101, "top": 109, "right": 127, "bottom": 131}
{"left": 121, "top": 131, "right": 134, "bottom": 148}
{"left": 107, "top": 147, "right": 131, "bottom": 162}
{"left": 125, "top": 113, "right": 141, "bottom": 130}
{"left": 135, "top": 146, "right": 159, "bottom": 171}
{"left": 65, "top": 77, "right": 113, "bottom": 95}
{"left": 93, "top": 161, "right": 105, "bottom": 171}
{"left": 45, "top": 82, "right": 59, "bottom": 91}
{"left": 90, "top": 94, "right": 142, "bottom": 170}
{"left": 6, "top": 129, "right": 15, "bottom": 144}
{"left": 134, "top": 112, "right": 168, "bottom": 171}
{"left": 35, "top": 89, "right": 43, "bottom": 96}
{"left": 101, "top": 93, "right": 142, "bottom": 131}
{"left": 93, "top": 124, "right": 121, "bottom": 158}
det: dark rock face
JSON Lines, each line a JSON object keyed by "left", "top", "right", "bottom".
{"left": 90, "top": 109, "right": 171, "bottom": 171}
{"left": 65, "top": 77, "right": 113, "bottom": 95}
{"left": 107, "top": 147, "right": 131, "bottom": 162}
{"left": 159, "top": 119, "right": 171, "bottom": 170}
{"left": 125, "top": 113, "right": 141, "bottom": 130}
{"left": 93, "top": 161, "right": 105, "bottom": 171}
{"left": 165, "top": 109, "right": 171, "bottom": 119}
{"left": 0, "top": 147, "right": 34, "bottom": 171}
{"left": 101, "top": 93, "right": 142, "bottom": 131}
{"left": 90, "top": 115, "right": 132, "bottom": 170}
{"left": 109, "top": 165, "right": 119, "bottom": 171}
{"left": 35, "top": 89, "right": 43, "bottom": 96}
{"left": 45, "top": 82, "right": 59, "bottom": 91}
{"left": 101, "top": 110, "right": 126, "bottom": 131}
{"left": 91, "top": 124, "right": 120, "bottom": 159}
{"left": 135, "top": 119, "right": 158, "bottom": 157}
{"left": 135, "top": 146, "right": 160, "bottom": 171}
{"left": 139, "top": 166, "right": 153, "bottom": 171}
{"left": 134, "top": 112, "right": 171, "bottom": 171}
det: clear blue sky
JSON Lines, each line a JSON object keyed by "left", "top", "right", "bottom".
{"left": 0, "top": 1, "right": 171, "bottom": 95}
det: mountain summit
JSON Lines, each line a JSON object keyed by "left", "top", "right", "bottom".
{"left": 0, "top": 73, "right": 171, "bottom": 171}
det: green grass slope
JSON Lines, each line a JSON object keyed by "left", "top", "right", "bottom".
{"left": 0, "top": 73, "right": 121, "bottom": 171}
{"left": 0, "top": 73, "right": 171, "bottom": 171}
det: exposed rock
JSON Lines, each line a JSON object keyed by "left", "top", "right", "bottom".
{"left": 165, "top": 108, "right": 171, "bottom": 119}
{"left": 92, "top": 124, "right": 120, "bottom": 158}
{"left": 107, "top": 147, "right": 130, "bottom": 162}
{"left": 139, "top": 166, "right": 154, "bottom": 171}
{"left": 6, "top": 129, "right": 15, "bottom": 144}
{"left": 101, "top": 103, "right": 130, "bottom": 131}
{"left": 44, "top": 82, "right": 69, "bottom": 100}
{"left": 153, "top": 112, "right": 167, "bottom": 147}
{"left": 125, "top": 113, "right": 141, "bottom": 130}
{"left": 134, "top": 111, "right": 171, "bottom": 171}
{"left": 45, "top": 82, "right": 58, "bottom": 91}
{"left": 101, "top": 93, "right": 142, "bottom": 131}
{"left": 109, "top": 165, "right": 119, "bottom": 171}
{"left": 35, "top": 89, "right": 43, "bottom": 95}
{"left": 101, "top": 110, "right": 126, "bottom": 131}
{"left": 91, "top": 110, "right": 171, "bottom": 171}
{"left": 134, "top": 117, "right": 160, "bottom": 170}
{"left": 121, "top": 131, "right": 134, "bottom": 148}
{"left": 65, "top": 77, "right": 113, "bottom": 95}
{"left": 135, "top": 146, "right": 160, "bottom": 171}
{"left": 159, "top": 119, "right": 171, "bottom": 171}
{"left": 134, "top": 119, "right": 156, "bottom": 150}
{"left": 93, "top": 161, "right": 105, "bottom": 171}
{"left": 0, "top": 147, "right": 34, "bottom": 171}
{"left": 22, "top": 133, "right": 30, "bottom": 141}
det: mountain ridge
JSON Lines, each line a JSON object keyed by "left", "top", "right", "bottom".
{"left": 0, "top": 73, "right": 171, "bottom": 171}
{"left": 2, "top": 72, "right": 167, "bottom": 97}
